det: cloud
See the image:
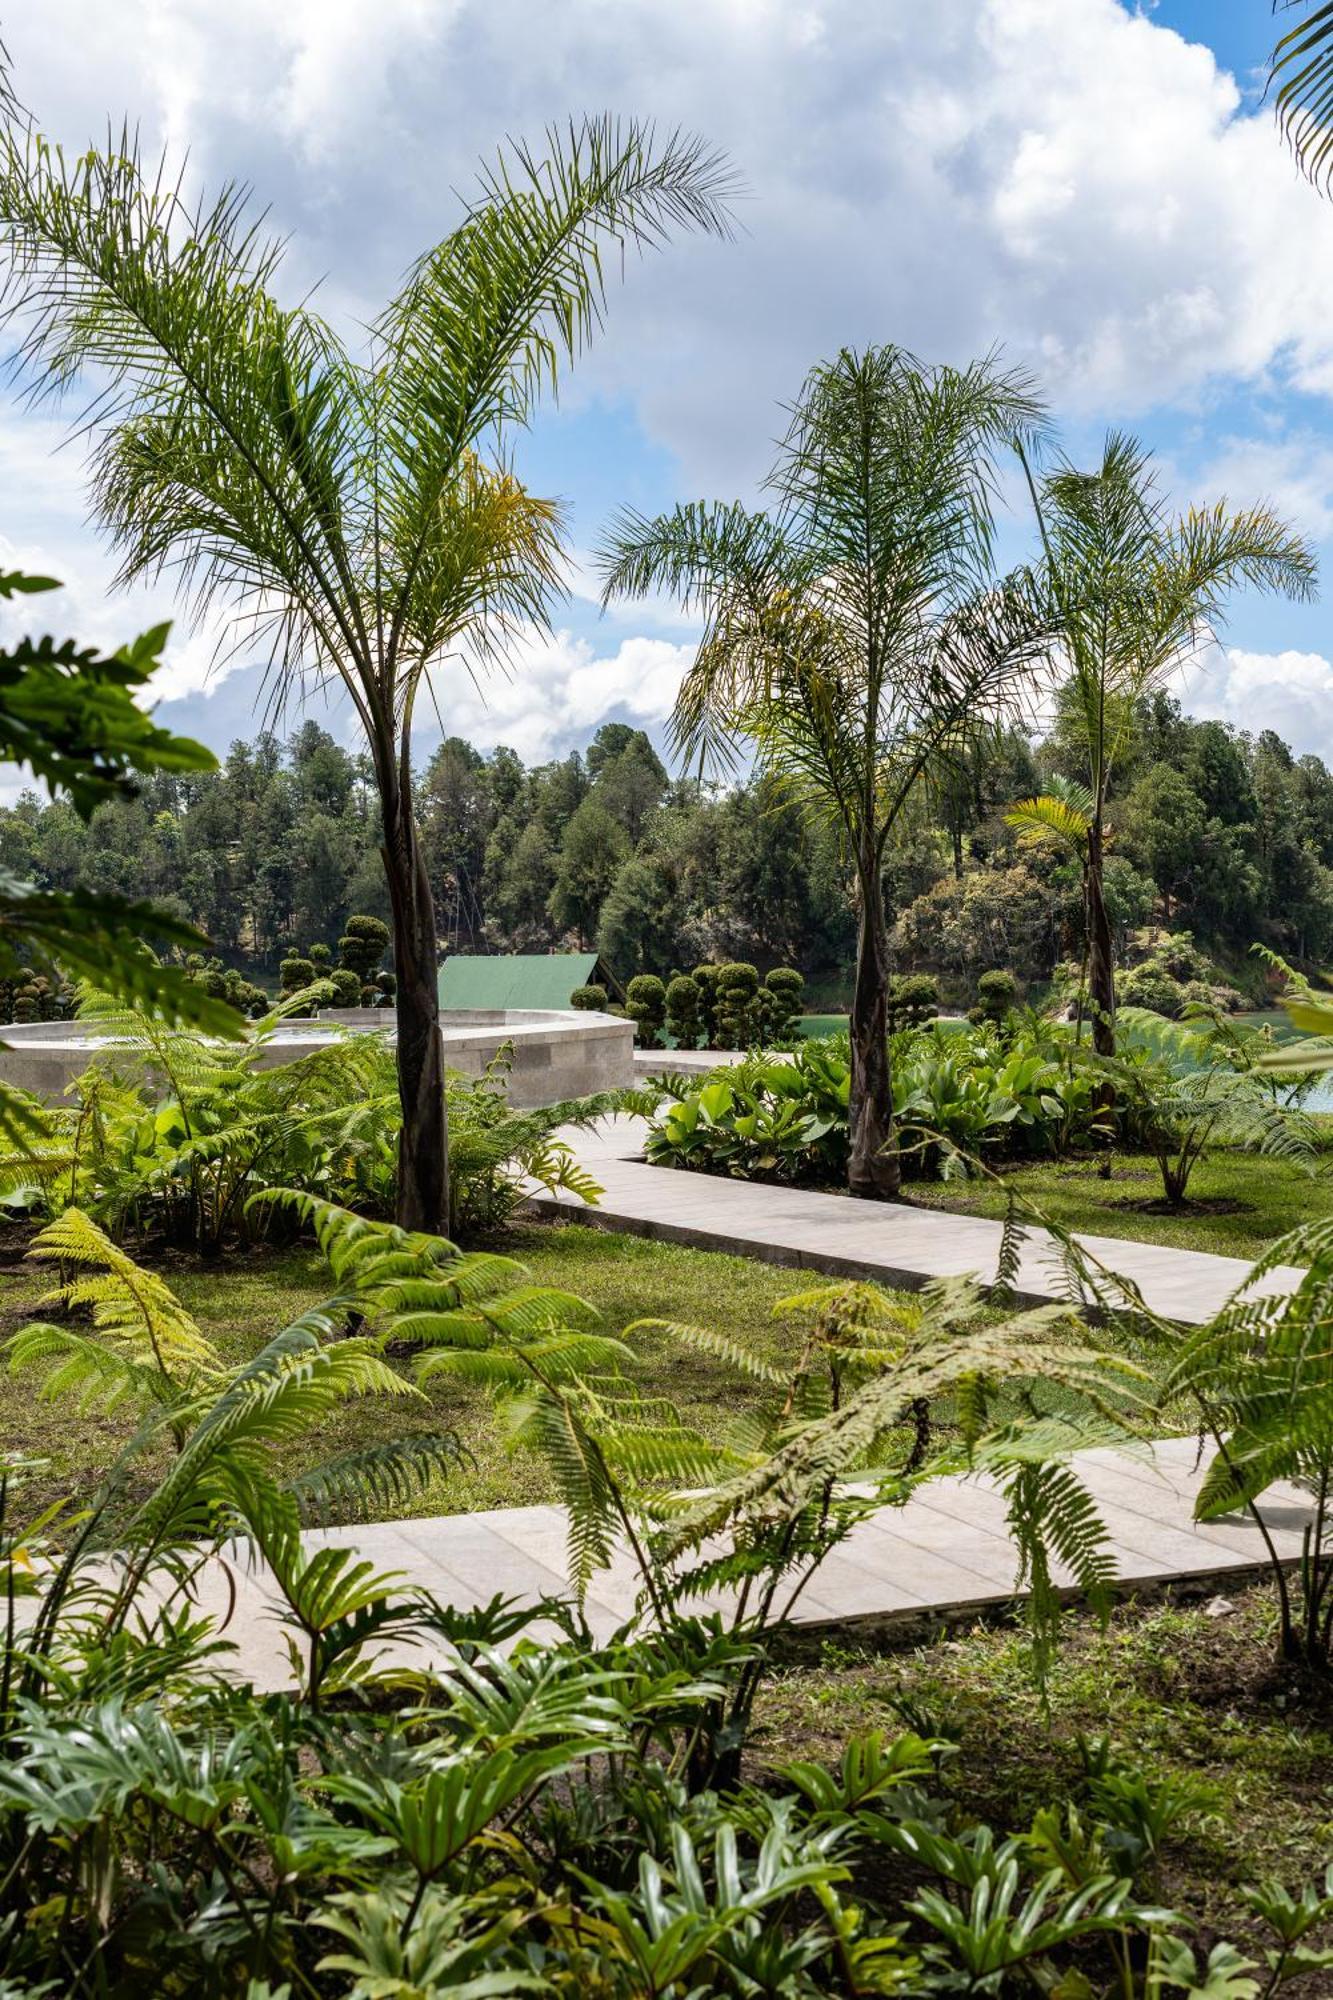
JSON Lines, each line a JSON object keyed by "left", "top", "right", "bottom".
{"left": 431, "top": 629, "right": 698, "bottom": 763}
{"left": 1180, "top": 644, "right": 1333, "bottom": 761}
{"left": 6, "top": 0, "right": 1333, "bottom": 775}
{"left": 10, "top": 0, "right": 1333, "bottom": 484}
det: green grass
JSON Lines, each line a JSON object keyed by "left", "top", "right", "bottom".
{"left": 758, "top": 1586, "right": 1333, "bottom": 1967}
{"left": 912, "top": 1145, "right": 1332, "bottom": 1262}
{"left": 0, "top": 1222, "right": 907, "bottom": 1524}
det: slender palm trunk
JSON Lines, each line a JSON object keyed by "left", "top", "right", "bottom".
{"left": 1086, "top": 809, "right": 1116, "bottom": 1059}
{"left": 380, "top": 763, "right": 448, "bottom": 1233}
{"left": 848, "top": 847, "right": 900, "bottom": 1198}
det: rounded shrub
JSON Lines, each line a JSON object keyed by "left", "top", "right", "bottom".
{"left": 691, "top": 963, "right": 722, "bottom": 1047}
{"left": 887, "top": 972, "right": 940, "bottom": 1033}
{"left": 970, "top": 968, "right": 1017, "bottom": 1027}
{"left": 665, "top": 973, "right": 703, "bottom": 1049}
{"left": 337, "top": 914, "right": 390, "bottom": 983}
{"left": 570, "top": 982, "right": 609, "bottom": 1012}
{"left": 716, "top": 962, "right": 761, "bottom": 1048}
{"left": 625, "top": 973, "right": 668, "bottom": 1048}
{"left": 762, "top": 966, "right": 805, "bottom": 1044}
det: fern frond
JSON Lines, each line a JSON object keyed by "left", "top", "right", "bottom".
{"left": 625, "top": 1318, "right": 787, "bottom": 1386}
{"left": 20, "top": 1206, "right": 220, "bottom": 1389}
{"left": 288, "top": 1432, "right": 468, "bottom": 1526}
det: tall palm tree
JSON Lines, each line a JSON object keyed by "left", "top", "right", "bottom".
{"left": 1020, "top": 434, "right": 1315, "bottom": 1058}
{"left": 601, "top": 346, "right": 1049, "bottom": 1197}
{"left": 0, "top": 108, "right": 735, "bottom": 1230}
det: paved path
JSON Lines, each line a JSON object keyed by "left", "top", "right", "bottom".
{"left": 154, "top": 1439, "right": 1312, "bottom": 1691}
{"left": 532, "top": 1117, "right": 1305, "bottom": 1326}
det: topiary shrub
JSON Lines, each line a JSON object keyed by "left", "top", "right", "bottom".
{"left": 279, "top": 954, "right": 316, "bottom": 994}
{"left": 330, "top": 967, "right": 362, "bottom": 1007}
{"left": 970, "top": 968, "right": 1017, "bottom": 1028}
{"left": 337, "top": 913, "right": 390, "bottom": 984}
{"left": 761, "top": 966, "right": 805, "bottom": 1045}
{"left": 374, "top": 969, "right": 396, "bottom": 1005}
{"left": 570, "top": 983, "right": 609, "bottom": 1012}
{"left": 308, "top": 942, "right": 332, "bottom": 970}
{"left": 716, "top": 962, "right": 761, "bottom": 1048}
{"left": 665, "top": 973, "right": 704, "bottom": 1049}
{"left": 887, "top": 972, "right": 940, "bottom": 1034}
{"left": 691, "top": 963, "right": 722, "bottom": 1047}
{"left": 12, "top": 981, "right": 39, "bottom": 1023}
{"left": 625, "top": 973, "right": 667, "bottom": 1048}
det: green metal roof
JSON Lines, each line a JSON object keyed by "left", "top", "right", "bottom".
{"left": 436, "top": 952, "right": 604, "bottom": 1012}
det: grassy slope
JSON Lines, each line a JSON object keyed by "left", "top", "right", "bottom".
{"left": 912, "top": 1145, "right": 1332, "bottom": 1262}
{"left": 759, "top": 1586, "right": 1333, "bottom": 1982}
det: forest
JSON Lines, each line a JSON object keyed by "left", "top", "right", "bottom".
{"left": 4, "top": 693, "right": 1330, "bottom": 1009}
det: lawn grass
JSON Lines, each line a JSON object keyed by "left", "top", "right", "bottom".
{"left": 758, "top": 1585, "right": 1333, "bottom": 1978}
{"left": 0, "top": 1220, "right": 914, "bottom": 1524}
{"left": 913, "top": 1144, "right": 1332, "bottom": 1262}
{"left": 0, "top": 1212, "right": 1191, "bottom": 1528}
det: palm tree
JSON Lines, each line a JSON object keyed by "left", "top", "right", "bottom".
{"left": 1271, "top": 1, "right": 1333, "bottom": 188}
{"left": 0, "top": 109, "right": 735, "bottom": 1230}
{"left": 1019, "top": 434, "right": 1315, "bottom": 1059}
{"left": 1005, "top": 775, "right": 1096, "bottom": 1037}
{"left": 600, "top": 346, "right": 1050, "bottom": 1197}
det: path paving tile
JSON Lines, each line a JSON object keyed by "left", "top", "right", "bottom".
{"left": 150, "top": 1441, "right": 1312, "bottom": 1690}
{"left": 530, "top": 1116, "right": 1306, "bottom": 1326}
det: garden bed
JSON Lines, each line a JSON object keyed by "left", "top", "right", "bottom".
{"left": 759, "top": 1583, "right": 1333, "bottom": 1987}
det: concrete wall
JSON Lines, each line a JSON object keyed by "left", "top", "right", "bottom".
{"left": 0, "top": 1010, "right": 635, "bottom": 1110}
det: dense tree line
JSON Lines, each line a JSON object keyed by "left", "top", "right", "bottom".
{"left": 3, "top": 699, "right": 1331, "bottom": 1000}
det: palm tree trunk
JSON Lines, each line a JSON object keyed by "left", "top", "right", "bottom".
{"left": 1087, "top": 815, "right": 1116, "bottom": 1059}
{"left": 848, "top": 849, "right": 900, "bottom": 1198}
{"left": 381, "top": 768, "right": 449, "bottom": 1233}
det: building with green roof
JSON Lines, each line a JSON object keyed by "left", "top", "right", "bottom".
{"left": 436, "top": 952, "right": 620, "bottom": 1012}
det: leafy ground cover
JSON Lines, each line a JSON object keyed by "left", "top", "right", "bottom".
{"left": 0, "top": 1215, "right": 1191, "bottom": 1528}
{"left": 915, "top": 1142, "right": 1333, "bottom": 1261}
{"left": 0, "top": 1222, "right": 897, "bottom": 1523}
{"left": 758, "top": 1585, "right": 1333, "bottom": 1983}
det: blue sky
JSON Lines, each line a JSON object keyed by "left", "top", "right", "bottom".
{"left": 6, "top": 0, "right": 1333, "bottom": 787}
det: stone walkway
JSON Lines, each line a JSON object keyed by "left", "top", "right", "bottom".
{"left": 531, "top": 1116, "right": 1305, "bottom": 1325}
{"left": 160, "top": 1438, "right": 1311, "bottom": 1691}
{"left": 134, "top": 1119, "right": 1313, "bottom": 1692}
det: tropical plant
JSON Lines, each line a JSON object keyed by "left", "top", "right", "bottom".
{"left": 1, "top": 1198, "right": 1321, "bottom": 1995}
{"left": 601, "top": 345, "right": 1051, "bottom": 1197}
{"left": 645, "top": 1022, "right": 1111, "bottom": 1185}
{"left": 0, "top": 1006, "right": 624, "bottom": 1248}
{"left": 0, "top": 88, "right": 735, "bottom": 1231}
{"left": 1019, "top": 433, "right": 1314, "bottom": 1057}
{"left": 0, "top": 568, "right": 245, "bottom": 1142}
{"left": 1006, "top": 772, "right": 1097, "bottom": 1031}
{"left": 1168, "top": 1215, "right": 1333, "bottom": 1672}
{"left": 1271, "top": 0, "right": 1333, "bottom": 189}
{"left": 1098, "top": 1006, "right": 1318, "bottom": 1207}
